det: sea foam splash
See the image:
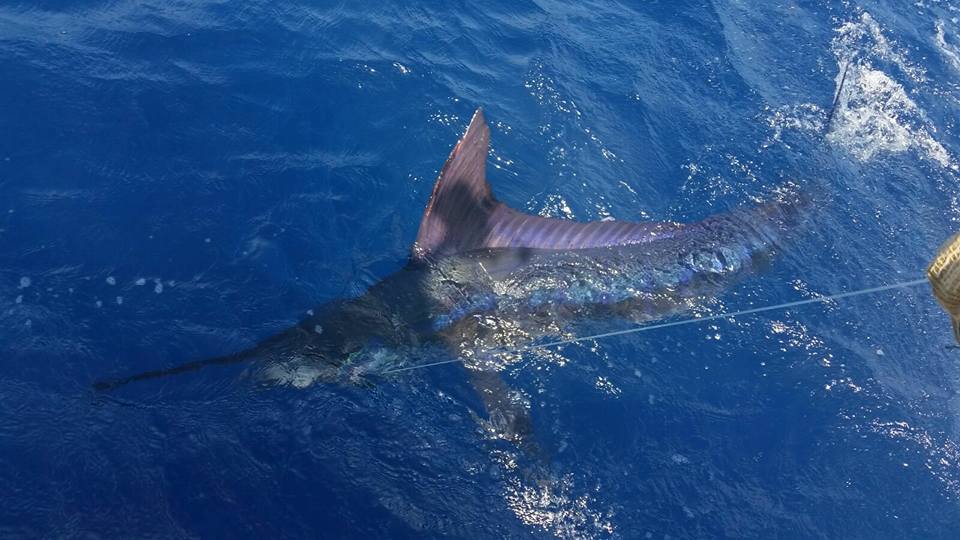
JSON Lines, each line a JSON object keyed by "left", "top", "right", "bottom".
{"left": 935, "top": 20, "right": 960, "bottom": 74}
{"left": 826, "top": 64, "right": 953, "bottom": 169}
{"left": 765, "top": 12, "right": 954, "bottom": 170}
{"left": 829, "top": 12, "right": 953, "bottom": 169}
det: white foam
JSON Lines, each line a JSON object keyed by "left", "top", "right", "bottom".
{"left": 106, "top": 276, "right": 116, "bottom": 285}
{"left": 763, "top": 103, "right": 824, "bottom": 146}
{"left": 827, "top": 65, "right": 952, "bottom": 168}
{"left": 764, "top": 13, "right": 960, "bottom": 170}
{"left": 823, "top": 12, "right": 953, "bottom": 169}
{"left": 135, "top": 278, "right": 146, "bottom": 286}
{"left": 935, "top": 20, "right": 960, "bottom": 73}
{"left": 19, "top": 276, "right": 31, "bottom": 289}
{"left": 834, "top": 12, "right": 926, "bottom": 83}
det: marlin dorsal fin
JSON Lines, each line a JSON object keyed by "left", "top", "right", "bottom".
{"left": 412, "top": 108, "right": 679, "bottom": 261}
{"left": 413, "top": 109, "right": 498, "bottom": 260}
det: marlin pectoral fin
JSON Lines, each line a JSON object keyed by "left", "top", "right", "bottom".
{"left": 412, "top": 108, "right": 682, "bottom": 261}
{"left": 464, "top": 365, "right": 544, "bottom": 457}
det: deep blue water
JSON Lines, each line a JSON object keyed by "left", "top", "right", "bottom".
{"left": 4, "top": 1, "right": 960, "bottom": 538}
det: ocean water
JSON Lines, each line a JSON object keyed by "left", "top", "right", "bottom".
{"left": 3, "top": 1, "right": 960, "bottom": 538}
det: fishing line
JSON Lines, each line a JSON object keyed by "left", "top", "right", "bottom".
{"left": 380, "top": 277, "right": 929, "bottom": 375}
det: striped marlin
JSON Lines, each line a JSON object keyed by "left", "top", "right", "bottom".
{"left": 96, "top": 109, "right": 804, "bottom": 445}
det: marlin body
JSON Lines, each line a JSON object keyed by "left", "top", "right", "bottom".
{"left": 97, "top": 109, "right": 803, "bottom": 444}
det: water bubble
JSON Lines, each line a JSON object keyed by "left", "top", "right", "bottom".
{"left": 106, "top": 276, "right": 116, "bottom": 286}
{"left": 19, "top": 277, "right": 31, "bottom": 289}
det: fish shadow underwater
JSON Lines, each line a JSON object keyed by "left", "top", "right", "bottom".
{"left": 95, "top": 108, "right": 808, "bottom": 455}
